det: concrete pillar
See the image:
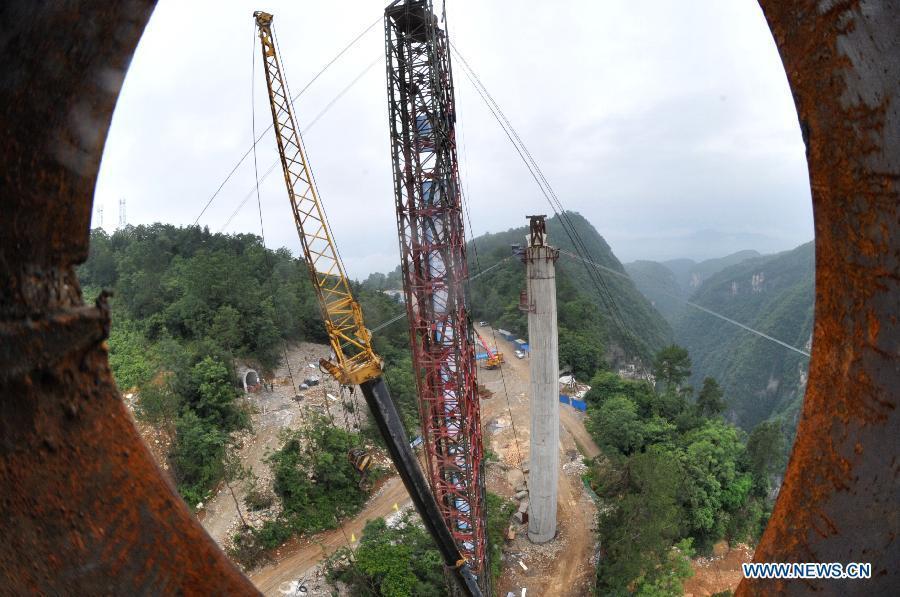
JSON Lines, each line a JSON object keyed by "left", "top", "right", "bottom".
{"left": 525, "top": 216, "right": 560, "bottom": 543}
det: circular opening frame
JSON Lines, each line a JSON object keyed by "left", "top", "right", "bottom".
{"left": 0, "top": 2, "right": 897, "bottom": 594}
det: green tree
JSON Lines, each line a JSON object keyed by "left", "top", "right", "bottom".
{"left": 677, "top": 421, "right": 752, "bottom": 548}
{"left": 190, "top": 357, "right": 247, "bottom": 432}
{"left": 268, "top": 416, "right": 368, "bottom": 536}
{"left": 746, "top": 420, "right": 786, "bottom": 497}
{"left": 653, "top": 344, "right": 692, "bottom": 391}
{"left": 697, "top": 377, "right": 725, "bottom": 417}
{"left": 209, "top": 304, "right": 243, "bottom": 354}
{"left": 558, "top": 328, "right": 605, "bottom": 380}
{"left": 588, "top": 395, "right": 647, "bottom": 456}
{"left": 329, "top": 515, "right": 447, "bottom": 596}
{"left": 597, "top": 447, "right": 685, "bottom": 595}
{"left": 634, "top": 538, "right": 695, "bottom": 596}
{"left": 170, "top": 410, "right": 228, "bottom": 506}
{"left": 135, "top": 375, "right": 181, "bottom": 432}
{"left": 107, "top": 323, "right": 156, "bottom": 390}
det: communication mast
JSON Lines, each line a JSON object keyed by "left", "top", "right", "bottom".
{"left": 385, "top": 0, "right": 488, "bottom": 584}
{"left": 118, "top": 198, "right": 126, "bottom": 228}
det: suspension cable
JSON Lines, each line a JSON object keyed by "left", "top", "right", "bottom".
{"left": 456, "top": 104, "right": 530, "bottom": 490}
{"left": 218, "top": 55, "right": 381, "bottom": 234}
{"left": 194, "top": 15, "right": 381, "bottom": 226}
{"left": 559, "top": 248, "right": 811, "bottom": 357}
{"left": 450, "top": 44, "right": 631, "bottom": 343}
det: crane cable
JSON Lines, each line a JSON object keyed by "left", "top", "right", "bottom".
{"left": 449, "top": 44, "right": 631, "bottom": 344}
{"left": 457, "top": 104, "right": 531, "bottom": 492}
{"left": 455, "top": 48, "right": 630, "bottom": 340}
{"left": 218, "top": 55, "right": 382, "bottom": 234}
{"left": 194, "top": 15, "right": 382, "bottom": 226}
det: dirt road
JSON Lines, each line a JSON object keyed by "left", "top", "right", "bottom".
{"left": 217, "top": 330, "right": 600, "bottom": 595}
{"left": 249, "top": 476, "right": 412, "bottom": 595}
{"left": 478, "top": 325, "right": 599, "bottom": 597}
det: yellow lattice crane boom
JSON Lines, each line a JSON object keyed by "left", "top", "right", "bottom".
{"left": 254, "top": 11, "right": 380, "bottom": 387}
{"left": 252, "top": 11, "right": 481, "bottom": 596}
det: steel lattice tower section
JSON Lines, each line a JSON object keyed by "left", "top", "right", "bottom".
{"left": 384, "top": 0, "right": 488, "bottom": 579}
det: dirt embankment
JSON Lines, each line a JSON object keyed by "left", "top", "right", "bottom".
{"left": 200, "top": 343, "right": 363, "bottom": 546}
{"left": 129, "top": 333, "right": 606, "bottom": 596}
{"left": 478, "top": 325, "right": 600, "bottom": 597}
{"left": 684, "top": 541, "right": 754, "bottom": 596}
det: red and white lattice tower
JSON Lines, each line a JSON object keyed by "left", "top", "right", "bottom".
{"left": 384, "top": 0, "right": 487, "bottom": 579}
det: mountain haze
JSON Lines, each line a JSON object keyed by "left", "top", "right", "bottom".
{"left": 625, "top": 250, "right": 762, "bottom": 323}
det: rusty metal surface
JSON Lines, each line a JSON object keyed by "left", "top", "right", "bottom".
{"left": 737, "top": 1, "right": 899, "bottom": 594}
{"left": 0, "top": 2, "right": 258, "bottom": 594}
{"left": 0, "top": 0, "right": 897, "bottom": 595}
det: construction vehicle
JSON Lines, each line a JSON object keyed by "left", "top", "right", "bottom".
{"left": 253, "top": 11, "right": 481, "bottom": 596}
{"left": 347, "top": 447, "right": 373, "bottom": 488}
{"left": 474, "top": 329, "right": 504, "bottom": 369}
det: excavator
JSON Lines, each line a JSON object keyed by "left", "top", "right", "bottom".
{"left": 253, "top": 11, "right": 481, "bottom": 596}
{"left": 474, "top": 329, "right": 503, "bottom": 369}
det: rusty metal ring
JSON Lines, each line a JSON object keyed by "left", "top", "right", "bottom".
{"left": 0, "top": 2, "right": 897, "bottom": 595}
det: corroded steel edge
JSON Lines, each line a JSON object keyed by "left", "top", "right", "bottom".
{"left": 0, "top": 2, "right": 259, "bottom": 594}
{"left": 0, "top": 1, "right": 896, "bottom": 594}
{"left": 738, "top": 1, "right": 899, "bottom": 594}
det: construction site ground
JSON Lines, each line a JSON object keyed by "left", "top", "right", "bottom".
{"left": 128, "top": 337, "right": 750, "bottom": 596}
{"left": 477, "top": 325, "right": 601, "bottom": 597}
{"left": 211, "top": 332, "right": 605, "bottom": 596}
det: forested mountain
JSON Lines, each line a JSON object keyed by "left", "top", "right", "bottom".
{"left": 465, "top": 212, "right": 673, "bottom": 378}
{"left": 664, "top": 250, "right": 762, "bottom": 297}
{"left": 625, "top": 250, "right": 761, "bottom": 324}
{"left": 623, "top": 260, "right": 685, "bottom": 322}
{"left": 674, "top": 242, "right": 814, "bottom": 432}
{"left": 77, "top": 224, "right": 412, "bottom": 505}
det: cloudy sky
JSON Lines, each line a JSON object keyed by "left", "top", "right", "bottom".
{"left": 94, "top": 0, "right": 814, "bottom": 278}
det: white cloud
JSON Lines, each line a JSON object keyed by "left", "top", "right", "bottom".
{"left": 94, "top": 0, "right": 813, "bottom": 273}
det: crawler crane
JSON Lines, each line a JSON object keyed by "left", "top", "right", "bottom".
{"left": 253, "top": 11, "right": 481, "bottom": 596}
{"left": 475, "top": 329, "right": 503, "bottom": 370}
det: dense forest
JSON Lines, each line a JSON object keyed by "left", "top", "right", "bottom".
{"left": 584, "top": 346, "right": 784, "bottom": 594}
{"left": 77, "top": 225, "right": 415, "bottom": 512}
{"left": 459, "top": 212, "right": 673, "bottom": 378}
{"left": 674, "top": 243, "right": 814, "bottom": 433}
{"left": 626, "top": 243, "right": 814, "bottom": 463}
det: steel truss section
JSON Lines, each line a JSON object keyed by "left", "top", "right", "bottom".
{"left": 384, "top": 0, "right": 487, "bottom": 578}
{"left": 254, "top": 12, "right": 381, "bottom": 386}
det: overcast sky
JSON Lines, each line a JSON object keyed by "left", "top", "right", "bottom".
{"left": 94, "top": 0, "right": 814, "bottom": 278}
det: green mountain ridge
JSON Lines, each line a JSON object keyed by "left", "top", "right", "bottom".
{"left": 625, "top": 250, "right": 762, "bottom": 324}
{"left": 674, "top": 242, "right": 814, "bottom": 432}
{"left": 464, "top": 212, "right": 673, "bottom": 375}
{"left": 664, "top": 250, "right": 762, "bottom": 296}
{"left": 623, "top": 260, "right": 686, "bottom": 322}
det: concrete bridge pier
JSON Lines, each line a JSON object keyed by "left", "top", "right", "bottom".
{"left": 525, "top": 215, "right": 560, "bottom": 544}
